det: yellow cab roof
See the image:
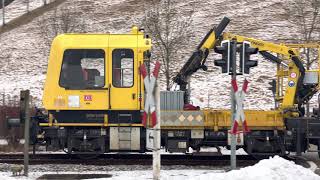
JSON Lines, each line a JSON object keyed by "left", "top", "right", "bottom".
{"left": 51, "top": 27, "right": 151, "bottom": 49}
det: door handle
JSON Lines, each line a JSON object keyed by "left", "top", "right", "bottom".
{"left": 132, "top": 93, "right": 136, "bottom": 100}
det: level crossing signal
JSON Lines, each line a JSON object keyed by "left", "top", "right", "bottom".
{"left": 239, "top": 41, "right": 258, "bottom": 74}
{"left": 214, "top": 40, "right": 258, "bottom": 75}
{"left": 268, "top": 79, "right": 276, "bottom": 95}
{"left": 214, "top": 40, "right": 234, "bottom": 74}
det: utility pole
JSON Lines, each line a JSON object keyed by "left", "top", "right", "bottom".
{"left": 153, "top": 77, "right": 161, "bottom": 180}
{"left": 230, "top": 40, "right": 237, "bottom": 170}
{"left": 22, "top": 90, "right": 30, "bottom": 177}
{"left": 2, "top": 0, "right": 5, "bottom": 25}
{"left": 215, "top": 39, "right": 257, "bottom": 170}
{"left": 26, "top": 0, "right": 29, "bottom": 13}
{"left": 214, "top": 39, "right": 237, "bottom": 169}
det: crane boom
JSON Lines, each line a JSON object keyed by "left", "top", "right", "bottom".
{"left": 173, "top": 17, "right": 230, "bottom": 103}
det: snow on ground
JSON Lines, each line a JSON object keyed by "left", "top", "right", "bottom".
{"left": 0, "top": 156, "right": 318, "bottom": 179}
{"left": 0, "top": 139, "right": 8, "bottom": 145}
{"left": 193, "top": 156, "right": 320, "bottom": 180}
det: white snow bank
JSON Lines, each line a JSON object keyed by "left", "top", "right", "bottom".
{"left": 194, "top": 156, "right": 320, "bottom": 180}
{"left": 0, "top": 156, "right": 318, "bottom": 180}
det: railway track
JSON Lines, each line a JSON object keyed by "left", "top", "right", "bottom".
{"left": 0, "top": 153, "right": 259, "bottom": 166}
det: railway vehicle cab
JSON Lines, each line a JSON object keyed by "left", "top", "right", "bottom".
{"left": 40, "top": 27, "right": 151, "bottom": 153}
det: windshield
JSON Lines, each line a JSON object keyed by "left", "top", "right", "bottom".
{"left": 59, "top": 49, "right": 105, "bottom": 89}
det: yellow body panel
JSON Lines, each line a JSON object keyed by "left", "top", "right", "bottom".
{"left": 160, "top": 109, "right": 284, "bottom": 130}
{"left": 43, "top": 30, "right": 151, "bottom": 111}
{"left": 204, "top": 109, "right": 284, "bottom": 130}
{"left": 107, "top": 47, "right": 138, "bottom": 110}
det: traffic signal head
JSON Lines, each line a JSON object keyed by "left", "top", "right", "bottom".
{"left": 214, "top": 40, "right": 231, "bottom": 73}
{"left": 268, "top": 79, "right": 276, "bottom": 95}
{"left": 239, "top": 41, "right": 258, "bottom": 74}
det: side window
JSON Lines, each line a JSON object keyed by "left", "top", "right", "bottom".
{"left": 112, "top": 49, "right": 134, "bottom": 87}
{"left": 59, "top": 49, "right": 105, "bottom": 89}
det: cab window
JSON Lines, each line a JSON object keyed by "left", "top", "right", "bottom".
{"left": 59, "top": 49, "right": 105, "bottom": 89}
{"left": 112, "top": 49, "right": 134, "bottom": 87}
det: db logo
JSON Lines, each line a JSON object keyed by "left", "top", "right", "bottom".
{"left": 84, "top": 95, "right": 92, "bottom": 101}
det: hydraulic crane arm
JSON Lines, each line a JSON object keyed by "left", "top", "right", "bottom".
{"left": 173, "top": 17, "right": 230, "bottom": 89}
{"left": 223, "top": 32, "right": 308, "bottom": 109}
{"left": 223, "top": 33, "right": 299, "bottom": 56}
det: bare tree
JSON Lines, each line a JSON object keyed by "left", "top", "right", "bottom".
{"left": 283, "top": 0, "right": 320, "bottom": 68}
{"left": 283, "top": 0, "right": 320, "bottom": 116}
{"left": 143, "top": 0, "right": 194, "bottom": 90}
{"left": 38, "top": 6, "right": 86, "bottom": 54}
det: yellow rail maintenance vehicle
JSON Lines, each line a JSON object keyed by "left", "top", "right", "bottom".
{"left": 32, "top": 17, "right": 320, "bottom": 158}
{"left": 40, "top": 27, "right": 151, "bottom": 153}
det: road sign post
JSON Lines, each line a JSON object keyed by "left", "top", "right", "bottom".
{"left": 153, "top": 77, "right": 161, "bottom": 180}
{"left": 140, "top": 61, "right": 161, "bottom": 180}
{"left": 230, "top": 40, "right": 237, "bottom": 170}
{"left": 21, "top": 90, "right": 30, "bottom": 176}
{"left": 215, "top": 40, "right": 257, "bottom": 170}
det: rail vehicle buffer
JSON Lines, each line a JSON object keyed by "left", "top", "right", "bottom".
{"left": 231, "top": 78, "right": 250, "bottom": 134}
{"left": 139, "top": 61, "right": 161, "bottom": 128}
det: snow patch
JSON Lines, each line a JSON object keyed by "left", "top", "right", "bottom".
{"left": 194, "top": 156, "right": 320, "bottom": 180}
{"left": 19, "top": 139, "right": 24, "bottom": 144}
{"left": 0, "top": 139, "right": 8, "bottom": 145}
{"left": 0, "top": 156, "right": 318, "bottom": 180}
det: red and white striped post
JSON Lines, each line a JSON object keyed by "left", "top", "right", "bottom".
{"left": 140, "top": 61, "right": 161, "bottom": 180}
{"left": 231, "top": 78, "right": 250, "bottom": 134}
{"left": 139, "top": 61, "right": 160, "bottom": 128}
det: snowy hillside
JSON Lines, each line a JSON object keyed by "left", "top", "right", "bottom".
{"left": 0, "top": 0, "right": 312, "bottom": 109}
